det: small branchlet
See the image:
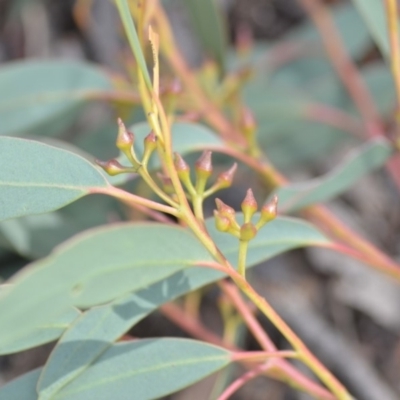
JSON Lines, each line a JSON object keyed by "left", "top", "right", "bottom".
{"left": 116, "top": 118, "right": 141, "bottom": 167}
{"left": 96, "top": 159, "right": 136, "bottom": 176}
{"left": 195, "top": 150, "right": 213, "bottom": 194}
{"left": 203, "top": 163, "right": 238, "bottom": 198}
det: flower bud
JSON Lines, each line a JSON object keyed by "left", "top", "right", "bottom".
{"left": 142, "top": 131, "right": 157, "bottom": 165}
{"left": 195, "top": 150, "right": 213, "bottom": 194}
{"left": 241, "top": 188, "right": 258, "bottom": 223}
{"left": 214, "top": 210, "right": 231, "bottom": 232}
{"left": 240, "top": 222, "right": 257, "bottom": 241}
{"left": 215, "top": 163, "right": 237, "bottom": 189}
{"left": 174, "top": 153, "right": 195, "bottom": 194}
{"left": 257, "top": 195, "right": 278, "bottom": 228}
{"left": 116, "top": 118, "right": 140, "bottom": 167}
{"left": 195, "top": 150, "right": 213, "bottom": 175}
{"left": 215, "top": 198, "right": 235, "bottom": 218}
{"left": 116, "top": 118, "right": 134, "bottom": 152}
{"left": 96, "top": 159, "right": 130, "bottom": 176}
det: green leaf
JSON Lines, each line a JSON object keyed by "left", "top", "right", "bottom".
{"left": 0, "top": 368, "right": 42, "bottom": 400}
{"left": 50, "top": 339, "right": 230, "bottom": 400}
{"left": 0, "top": 308, "right": 80, "bottom": 355}
{"left": 0, "top": 61, "right": 112, "bottom": 136}
{"left": 274, "top": 138, "right": 393, "bottom": 212}
{"left": 0, "top": 137, "right": 109, "bottom": 222}
{"left": 0, "top": 215, "right": 328, "bottom": 354}
{"left": 0, "top": 193, "right": 122, "bottom": 259}
{"left": 182, "top": 0, "right": 227, "bottom": 71}
{"left": 0, "top": 224, "right": 213, "bottom": 351}
{"left": 115, "top": 0, "right": 152, "bottom": 90}
{"left": 351, "top": 0, "right": 390, "bottom": 60}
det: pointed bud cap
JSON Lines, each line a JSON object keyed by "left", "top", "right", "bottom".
{"left": 214, "top": 210, "right": 231, "bottom": 232}
{"left": 259, "top": 195, "right": 278, "bottom": 225}
{"left": 116, "top": 118, "right": 134, "bottom": 151}
{"left": 240, "top": 222, "right": 257, "bottom": 241}
{"left": 195, "top": 150, "right": 213, "bottom": 175}
{"left": 241, "top": 188, "right": 258, "bottom": 222}
{"left": 144, "top": 131, "right": 157, "bottom": 147}
{"left": 174, "top": 152, "right": 190, "bottom": 173}
{"left": 142, "top": 131, "right": 157, "bottom": 164}
{"left": 96, "top": 159, "right": 128, "bottom": 176}
{"left": 215, "top": 198, "right": 236, "bottom": 218}
{"left": 216, "top": 163, "right": 237, "bottom": 189}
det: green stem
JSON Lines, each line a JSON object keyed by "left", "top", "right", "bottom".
{"left": 192, "top": 194, "right": 204, "bottom": 221}
{"left": 91, "top": 185, "right": 179, "bottom": 217}
{"left": 139, "top": 167, "right": 179, "bottom": 207}
{"left": 238, "top": 240, "right": 248, "bottom": 278}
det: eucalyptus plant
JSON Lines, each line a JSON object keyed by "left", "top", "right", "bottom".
{"left": 0, "top": 0, "right": 399, "bottom": 399}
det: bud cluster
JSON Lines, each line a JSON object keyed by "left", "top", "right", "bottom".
{"left": 214, "top": 190, "right": 278, "bottom": 242}
{"left": 96, "top": 118, "right": 159, "bottom": 176}
{"left": 174, "top": 150, "right": 237, "bottom": 199}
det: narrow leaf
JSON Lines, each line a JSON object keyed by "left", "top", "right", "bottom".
{"left": 0, "top": 61, "right": 112, "bottom": 136}
{"left": 115, "top": 0, "right": 152, "bottom": 89}
{"left": 183, "top": 0, "right": 227, "bottom": 71}
{"left": 351, "top": 0, "right": 390, "bottom": 60}
{"left": 0, "top": 368, "right": 42, "bottom": 400}
{"left": 273, "top": 138, "right": 393, "bottom": 212}
{"left": 0, "top": 308, "right": 80, "bottom": 355}
{"left": 35, "top": 215, "right": 328, "bottom": 392}
{"left": 51, "top": 339, "right": 230, "bottom": 400}
{"left": 0, "top": 223, "right": 213, "bottom": 351}
{"left": 0, "top": 137, "right": 109, "bottom": 221}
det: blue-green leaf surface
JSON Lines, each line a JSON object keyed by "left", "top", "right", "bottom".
{"left": 0, "top": 368, "right": 42, "bottom": 400}
{"left": 0, "top": 61, "right": 113, "bottom": 136}
{"left": 50, "top": 339, "right": 230, "bottom": 400}
{"left": 274, "top": 138, "right": 393, "bottom": 212}
{"left": 0, "top": 137, "right": 109, "bottom": 221}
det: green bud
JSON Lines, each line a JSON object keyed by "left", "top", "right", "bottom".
{"left": 142, "top": 131, "right": 158, "bottom": 165}
{"left": 215, "top": 198, "right": 236, "bottom": 218}
{"left": 116, "top": 118, "right": 140, "bottom": 167}
{"left": 241, "top": 188, "right": 258, "bottom": 223}
{"left": 96, "top": 159, "right": 131, "bottom": 176}
{"left": 214, "top": 210, "right": 231, "bottom": 232}
{"left": 174, "top": 153, "right": 195, "bottom": 195}
{"left": 240, "top": 222, "right": 257, "bottom": 241}
{"left": 257, "top": 195, "right": 278, "bottom": 229}
{"left": 215, "top": 198, "right": 240, "bottom": 234}
{"left": 195, "top": 150, "right": 213, "bottom": 194}
{"left": 116, "top": 118, "right": 134, "bottom": 152}
{"left": 216, "top": 163, "right": 237, "bottom": 189}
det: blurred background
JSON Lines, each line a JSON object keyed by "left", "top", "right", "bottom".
{"left": 1, "top": 0, "right": 400, "bottom": 399}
